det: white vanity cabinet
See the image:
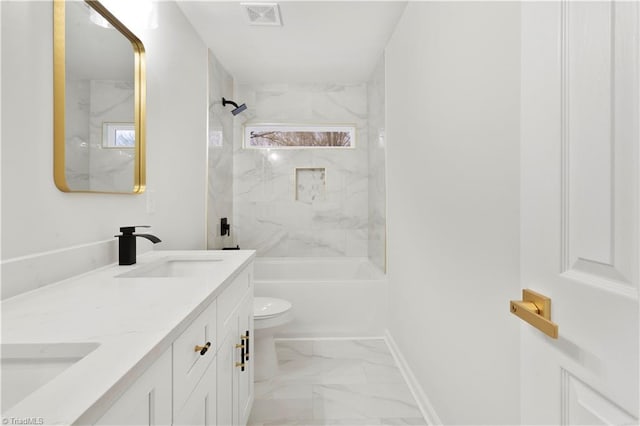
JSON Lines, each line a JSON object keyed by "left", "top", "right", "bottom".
{"left": 216, "top": 267, "right": 254, "bottom": 426}
{"left": 173, "top": 358, "right": 217, "bottom": 425}
{"left": 95, "top": 348, "right": 172, "bottom": 425}
{"left": 93, "top": 262, "right": 254, "bottom": 426}
{"left": 173, "top": 301, "right": 218, "bottom": 425}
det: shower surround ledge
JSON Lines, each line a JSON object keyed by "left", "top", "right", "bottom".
{"left": 1, "top": 250, "right": 255, "bottom": 425}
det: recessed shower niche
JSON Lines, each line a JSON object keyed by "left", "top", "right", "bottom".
{"left": 295, "top": 167, "right": 326, "bottom": 203}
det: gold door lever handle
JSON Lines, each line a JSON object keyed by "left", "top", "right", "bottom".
{"left": 510, "top": 289, "right": 558, "bottom": 339}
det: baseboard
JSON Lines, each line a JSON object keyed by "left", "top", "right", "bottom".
{"left": 384, "top": 329, "right": 443, "bottom": 426}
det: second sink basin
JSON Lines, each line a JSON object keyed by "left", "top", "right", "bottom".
{"left": 1, "top": 342, "right": 100, "bottom": 412}
{"left": 117, "top": 258, "right": 223, "bottom": 278}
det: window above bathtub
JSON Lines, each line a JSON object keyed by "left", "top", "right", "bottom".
{"left": 243, "top": 124, "right": 356, "bottom": 149}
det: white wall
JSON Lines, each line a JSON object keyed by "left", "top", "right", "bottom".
{"left": 385, "top": 3, "right": 521, "bottom": 424}
{"left": 1, "top": 1, "right": 208, "bottom": 297}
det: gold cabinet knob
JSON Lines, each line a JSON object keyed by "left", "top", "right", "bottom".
{"left": 194, "top": 342, "right": 211, "bottom": 356}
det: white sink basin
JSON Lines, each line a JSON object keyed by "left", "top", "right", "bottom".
{"left": 117, "top": 258, "right": 223, "bottom": 278}
{"left": 1, "top": 342, "right": 99, "bottom": 412}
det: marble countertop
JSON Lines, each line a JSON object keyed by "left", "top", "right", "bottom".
{"left": 1, "top": 250, "right": 255, "bottom": 425}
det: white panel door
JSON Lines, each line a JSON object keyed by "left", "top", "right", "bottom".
{"left": 520, "top": 1, "right": 639, "bottom": 424}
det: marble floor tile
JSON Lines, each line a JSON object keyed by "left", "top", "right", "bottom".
{"left": 262, "top": 419, "right": 382, "bottom": 426}
{"left": 312, "top": 340, "right": 395, "bottom": 365}
{"left": 379, "top": 418, "right": 427, "bottom": 425}
{"left": 362, "top": 363, "right": 406, "bottom": 384}
{"left": 249, "top": 339, "right": 425, "bottom": 426}
{"left": 277, "top": 340, "right": 314, "bottom": 361}
{"left": 255, "top": 381, "right": 313, "bottom": 400}
{"left": 277, "top": 357, "right": 368, "bottom": 385}
{"left": 256, "top": 418, "right": 425, "bottom": 426}
{"left": 249, "top": 399, "right": 314, "bottom": 424}
{"left": 312, "top": 384, "right": 422, "bottom": 420}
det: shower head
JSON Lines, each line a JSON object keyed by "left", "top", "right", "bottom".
{"left": 222, "top": 97, "right": 247, "bottom": 116}
{"left": 231, "top": 103, "right": 247, "bottom": 115}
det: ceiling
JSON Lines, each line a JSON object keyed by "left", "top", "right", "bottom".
{"left": 177, "top": 1, "right": 407, "bottom": 84}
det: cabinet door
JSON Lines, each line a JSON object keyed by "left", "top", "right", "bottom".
{"left": 173, "top": 301, "right": 217, "bottom": 412}
{"left": 237, "top": 292, "right": 254, "bottom": 425}
{"left": 95, "top": 349, "right": 172, "bottom": 425}
{"left": 217, "top": 274, "right": 254, "bottom": 426}
{"left": 173, "top": 356, "right": 217, "bottom": 426}
{"left": 216, "top": 323, "right": 238, "bottom": 426}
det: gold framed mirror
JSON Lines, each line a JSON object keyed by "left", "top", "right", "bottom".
{"left": 54, "top": 0, "right": 146, "bottom": 193}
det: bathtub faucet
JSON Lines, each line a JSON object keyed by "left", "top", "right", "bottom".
{"left": 115, "top": 226, "right": 161, "bottom": 265}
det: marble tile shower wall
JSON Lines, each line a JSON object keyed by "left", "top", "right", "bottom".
{"left": 233, "top": 84, "right": 369, "bottom": 257}
{"left": 88, "top": 80, "right": 134, "bottom": 192}
{"left": 64, "top": 79, "right": 134, "bottom": 191}
{"left": 367, "top": 57, "right": 387, "bottom": 272}
{"left": 65, "top": 80, "right": 90, "bottom": 189}
{"left": 207, "top": 51, "right": 235, "bottom": 249}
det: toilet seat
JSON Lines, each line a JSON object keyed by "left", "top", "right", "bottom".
{"left": 253, "top": 297, "right": 293, "bottom": 330}
{"left": 254, "top": 297, "right": 292, "bottom": 318}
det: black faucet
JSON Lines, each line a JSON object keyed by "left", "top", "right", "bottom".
{"left": 115, "top": 226, "right": 161, "bottom": 265}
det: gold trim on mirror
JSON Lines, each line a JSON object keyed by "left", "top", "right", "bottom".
{"left": 53, "top": 0, "right": 146, "bottom": 194}
{"left": 53, "top": 0, "right": 67, "bottom": 191}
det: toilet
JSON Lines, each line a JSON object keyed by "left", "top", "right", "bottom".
{"left": 253, "top": 297, "right": 293, "bottom": 381}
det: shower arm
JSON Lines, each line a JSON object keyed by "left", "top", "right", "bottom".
{"left": 222, "top": 97, "right": 239, "bottom": 109}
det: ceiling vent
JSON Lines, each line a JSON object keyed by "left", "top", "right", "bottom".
{"left": 241, "top": 3, "right": 282, "bottom": 26}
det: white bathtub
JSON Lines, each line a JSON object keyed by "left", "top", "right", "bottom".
{"left": 253, "top": 257, "right": 388, "bottom": 338}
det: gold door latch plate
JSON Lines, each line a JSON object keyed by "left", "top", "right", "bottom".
{"left": 510, "top": 289, "right": 558, "bottom": 339}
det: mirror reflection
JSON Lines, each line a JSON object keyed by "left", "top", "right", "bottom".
{"left": 54, "top": 0, "right": 145, "bottom": 193}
